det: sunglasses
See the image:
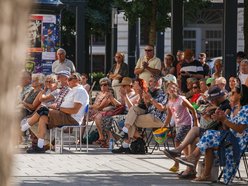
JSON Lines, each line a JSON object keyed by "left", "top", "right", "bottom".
{"left": 193, "top": 86, "right": 199, "bottom": 89}
{"left": 145, "top": 49, "right": 153, "bottom": 52}
{"left": 100, "top": 83, "right": 108, "bottom": 87}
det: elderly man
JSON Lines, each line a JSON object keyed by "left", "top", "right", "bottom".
{"left": 112, "top": 75, "right": 167, "bottom": 154}
{"left": 21, "top": 73, "right": 89, "bottom": 153}
{"left": 52, "top": 48, "right": 76, "bottom": 73}
{"left": 134, "top": 44, "right": 161, "bottom": 86}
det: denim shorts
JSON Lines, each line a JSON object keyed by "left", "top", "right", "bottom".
{"left": 175, "top": 125, "right": 191, "bottom": 143}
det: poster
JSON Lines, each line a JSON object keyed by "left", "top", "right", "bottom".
{"left": 26, "top": 14, "right": 60, "bottom": 75}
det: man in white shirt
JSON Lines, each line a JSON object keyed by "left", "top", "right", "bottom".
{"left": 21, "top": 73, "right": 89, "bottom": 153}
{"left": 52, "top": 48, "right": 76, "bottom": 73}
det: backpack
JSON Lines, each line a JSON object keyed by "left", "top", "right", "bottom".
{"left": 82, "top": 129, "right": 99, "bottom": 144}
{"left": 130, "top": 137, "right": 146, "bottom": 154}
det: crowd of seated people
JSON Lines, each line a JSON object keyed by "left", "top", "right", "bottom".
{"left": 17, "top": 47, "right": 248, "bottom": 184}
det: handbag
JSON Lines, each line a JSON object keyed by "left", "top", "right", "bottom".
{"left": 101, "top": 105, "right": 125, "bottom": 117}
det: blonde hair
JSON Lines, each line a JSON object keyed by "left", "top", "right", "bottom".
{"left": 45, "top": 74, "right": 57, "bottom": 83}
{"left": 32, "top": 73, "right": 45, "bottom": 84}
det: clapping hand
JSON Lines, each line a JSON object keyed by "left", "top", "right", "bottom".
{"left": 212, "top": 109, "right": 226, "bottom": 122}
{"left": 142, "top": 61, "right": 148, "bottom": 68}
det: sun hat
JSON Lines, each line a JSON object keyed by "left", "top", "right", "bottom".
{"left": 119, "top": 77, "right": 133, "bottom": 86}
{"left": 162, "top": 74, "right": 177, "bottom": 85}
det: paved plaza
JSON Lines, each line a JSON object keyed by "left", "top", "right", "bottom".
{"left": 12, "top": 145, "right": 247, "bottom": 186}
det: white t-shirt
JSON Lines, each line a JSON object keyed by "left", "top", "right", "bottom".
{"left": 60, "top": 85, "right": 89, "bottom": 124}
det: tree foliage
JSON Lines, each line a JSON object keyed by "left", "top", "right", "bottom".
{"left": 113, "top": 0, "right": 210, "bottom": 45}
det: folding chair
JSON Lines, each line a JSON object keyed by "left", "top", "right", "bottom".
{"left": 50, "top": 104, "right": 89, "bottom": 153}
{"left": 218, "top": 136, "right": 248, "bottom": 184}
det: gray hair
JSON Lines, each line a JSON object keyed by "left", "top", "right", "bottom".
{"left": 32, "top": 73, "right": 45, "bottom": 84}
{"left": 45, "top": 74, "right": 57, "bottom": 83}
{"left": 99, "top": 77, "right": 111, "bottom": 86}
{"left": 57, "top": 48, "right": 66, "bottom": 55}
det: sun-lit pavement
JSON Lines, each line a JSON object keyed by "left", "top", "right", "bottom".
{"left": 12, "top": 145, "right": 247, "bottom": 186}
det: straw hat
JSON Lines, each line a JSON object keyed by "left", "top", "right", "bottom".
{"left": 118, "top": 77, "right": 132, "bottom": 86}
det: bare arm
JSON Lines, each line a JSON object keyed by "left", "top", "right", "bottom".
{"left": 213, "top": 110, "right": 248, "bottom": 133}
{"left": 60, "top": 102, "right": 82, "bottom": 115}
{"left": 182, "top": 97, "right": 199, "bottom": 126}
{"left": 163, "top": 107, "right": 172, "bottom": 128}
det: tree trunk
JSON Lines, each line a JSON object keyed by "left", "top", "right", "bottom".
{"left": 244, "top": 0, "right": 248, "bottom": 54}
{"left": 149, "top": 0, "right": 158, "bottom": 45}
{"left": 0, "top": 0, "right": 31, "bottom": 185}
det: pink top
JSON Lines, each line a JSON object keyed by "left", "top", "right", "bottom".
{"left": 167, "top": 95, "right": 193, "bottom": 127}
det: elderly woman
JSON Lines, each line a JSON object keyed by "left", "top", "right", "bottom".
{"left": 89, "top": 77, "right": 116, "bottom": 147}
{"left": 175, "top": 85, "right": 248, "bottom": 184}
{"left": 21, "top": 73, "right": 44, "bottom": 118}
{"left": 37, "top": 74, "right": 58, "bottom": 107}
{"left": 108, "top": 52, "right": 129, "bottom": 100}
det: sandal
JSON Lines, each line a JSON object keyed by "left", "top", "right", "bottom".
{"left": 169, "top": 165, "right": 179, "bottom": 173}
{"left": 93, "top": 139, "right": 105, "bottom": 145}
{"left": 178, "top": 170, "right": 197, "bottom": 179}
{"left": 191, "top": 175, "right": 212, "bottom": 183}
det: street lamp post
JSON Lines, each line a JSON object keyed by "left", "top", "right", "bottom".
{"left": 111, "top": 7, "right": 118, "bottom": 69}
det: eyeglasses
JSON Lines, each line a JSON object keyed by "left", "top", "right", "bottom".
{"left": 145, "top": 49, "right": 153, "bottom": 52}
{"left": 45, "top": 80, "right": 52, "bottom": 83}
{"left": 100, "top": 83, "right": 108, "bottom": 87}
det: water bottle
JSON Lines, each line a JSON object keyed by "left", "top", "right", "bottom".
{"left": 109, "top": 138, "right": 114, "bottom": 151}
{"left": 55, "top": 139, "right": 61, "bottom": 153}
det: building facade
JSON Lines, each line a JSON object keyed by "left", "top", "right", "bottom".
{"left": 90, "top": 0, "right": 244, "bottom": 73}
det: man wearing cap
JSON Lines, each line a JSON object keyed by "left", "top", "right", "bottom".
{"left": 134, "top": 44, "right": 161, "bottom": 86}
{"left": 23, "top": 70, "right": 71, "bottom": 151}
{"left": 179, "top": 49, "right": 204, "bottom": 93}
{"left": 112, "top": 75, "right": 167, "bottom": 154}
{"left": 52, "top": 48, "right": 76, "bottom": 73}
{"left": 21, "top": 72, "right": 89, "bottom": 153}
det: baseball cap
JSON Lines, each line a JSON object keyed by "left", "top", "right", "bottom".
{"left": 207, "top": 86, "right": 225, "bottom": 100}
{"left": 56, "top": 70, "right": 71, "bottom": 78}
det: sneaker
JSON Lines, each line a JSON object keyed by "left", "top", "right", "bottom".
{"left": 115, "top": 131, "right": 128, "bottom": 139}
{"left": 20, "top": 118, "right": 28, "bottom": 127}
{"left": 112, "top": 146, "right": 130, "bottom": 154}
{"left": 26, "top": 146, "right": 46, "bottom": 153}
{"left": 163, "top": 149, "right": 181, "bottom": 161}
{"left": 175, "top": 155, "right": 196, "bottom": 168}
